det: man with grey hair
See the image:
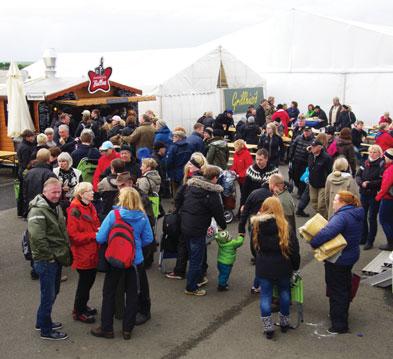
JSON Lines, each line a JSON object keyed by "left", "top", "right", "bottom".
{"left": 28, "top": 177, "right": 71, "bottom": 340}
{"left": 328, "top": 97, "right": 342, "bottom": 126}
{"left": 56, "top": 124, "right": 76, "bottom": 154}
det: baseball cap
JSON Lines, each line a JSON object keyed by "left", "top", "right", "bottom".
{"left": 311, "top": 139, "right": 323, "bottom": 146}
{"left": 99, "top": 141, "right": 115, "bottom": 151}
{"left": 81, "top": 109, "right": 91, "bottom": 117}
{"left": 112, "top": 115, "right": 121, "bottom": 122}
{"left": 304, "top": 126, "right": 312, "bottom": 131}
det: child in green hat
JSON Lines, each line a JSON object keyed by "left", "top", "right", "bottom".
{"left": 215, "top": 231, "right": 244, "bottom": 291}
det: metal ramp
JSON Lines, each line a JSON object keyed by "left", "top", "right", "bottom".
{"left": 362, "top": 251, "right": 393, "bottom": 288}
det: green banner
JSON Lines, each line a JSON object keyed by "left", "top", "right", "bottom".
{"left": 223, "top": 87, "right": 264, "bottom": 114}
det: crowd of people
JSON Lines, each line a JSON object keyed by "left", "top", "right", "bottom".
{"left": 15, "top": 98, "right": 393, "bottom": 341}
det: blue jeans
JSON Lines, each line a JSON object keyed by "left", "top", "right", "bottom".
{"left": 186, "top": 237, "right": 206, "bottom": 291}
{"left": 360, "top": 193, "right": 380, "bottom": 244}
{"left": 34, "top": 260, "right": 62, "bottom": 335}
{"left": 256, "top": 276, "right": 291, "bottom": 317}
{"left": 217, "top": 262, "right": 232, "bottom": 287}
{"left": 379, "top": 199, "right": 393, "bottom": 240}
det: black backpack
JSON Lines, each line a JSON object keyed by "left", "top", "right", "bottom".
{"left": 160, "top": 212, "right": 181, "bottom": 253}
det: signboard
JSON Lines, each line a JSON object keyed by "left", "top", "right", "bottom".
{"left": 223, "top": 87, "right": 264, "bottom": 114}
{"left": 27, "top": 93, "right": 45, "bottom": 101}
{"left": 88, "top": 57, "right": 112, "bottom": 94}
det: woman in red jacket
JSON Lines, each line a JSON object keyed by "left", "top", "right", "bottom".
{"left": 67, "top": 182, "right": 100, "bottom": 323}
{"left": 231, "top": 139, "right": 253, "bottom": 185}
{"left": 375, "top": 148, "right": 393, "bottom": 250}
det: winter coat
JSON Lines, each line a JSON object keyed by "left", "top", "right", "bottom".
{"left": 27, "top": 194, "right": 71, "bottom": 266}
{"left": 230, "top": 147, "right": 253, "bottom": 184}
{"left": 241, "top": 124, "right": 261, "bottom": 145}
{"left": 100, "top": 158, "right": 141, "bottom": 182}
{"left": 289, "top": 133, "right": 315, "bottom": 164}
{"left": 334, "top": 111, "right": 356, "bottom": 132}
{"left": 30, "top": 144, "right": 50, "bottom": 162}
{"left": 166, "top": 139, "right": 193, "bottom": 184}
{"left": 355, "top": 158, "right": 383, "bottom": 196}
{"left": 92, "top": 151, "right": 120, "bottom": 191}
{"left": 258, "top": 134, "right": 283, "bottom": 165}
{"left": 255, "top": 105, "right": 266, "bottom": 127}
{"left": 121, "top": 124, "right": 137, "bottom": 137}
{"left": 23, "top": 163, "right": 57, "bottom": 211}
{"left": 197, "top": 116, "right": 215, "bottom": 129}
{"left": 214, "top": 112, "right": 234, "bottom": 131}
{"left": 178, "top": 176, "right": 226, "bottom": 237}
{"left": 57, "top": 136, "right": 76, "bottom": 154}
{"left": 107, "top": 124, "right": 124, "bottom": 139}
{"left": 291, "top": 125, "right": 305, "bottom": 140}
{"left": 336, "top": 138, "right": 357, "bottom": 175}
{"left": 271, "top": 109, "right": 290, "bottom": 135}
{"left": 206, "top": 137, "right": 229, "bottom": 170}
{"left": 315, "top": 109, "right": 328, "bottom": 128}
{"left": 277, "top": 189, "right": 296, "bottom": 233}
{"left": 238, "top": 187, "right": 272, "bottom": 234}
{"left": 137, "top": 170, "right": 161, "bottom": 194}
{"left": 241, "top": 163, "right": 279, "bottom": 205}
{"left": 310, "top": 205, "right": 364, "bottom": 266}
{"left": 376, "top": 162, "right": 393, "bottom": 201}
{"left": 186, "top": 132, "right": 205, "bottom": 153}
{"left": 308, "top": 150, "right": 333, "bottom": 189}
{"left": 252, "top": 214, "right": 300, "bottom": 280}
{"left": 351, "top": 128, "right": 367, "bottom": 148}
{"left": 327, "top": 138, "right": 338, "bottom": 157}
{"left": 71, "top": 144, "right": 100, "bottom": 168}
{"left": 375, "top": 130, "right": 393, "bottom": 152}
{"left": 287, "top": 107, "right": 300, "bottom": 121}
{"left": 96, "top": 207, "right": 154, "bottom": 266}
{"left": 216, "top": 235, "right": 244, "bottom": 265}
{"left": 17, "top": 139, "right": 35, "bottom": 172}
{"left": 154, "top": 126, "right": 173, "bottom": 147}
{"left": 66, "top": 198, "right": 100, "bottom": 269}
{"left": 329, "top": 104, "right": 342, "bottom": 125}
{"left": 98, "top": 174, "right": 119, "bottom": 220}
{"left": 123, "top": 122, "right": 156, "bottom": 151}
{"left": 325, "top": 171, "right": 359, "bottom": 218}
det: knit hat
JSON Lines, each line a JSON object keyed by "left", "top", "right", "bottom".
{"left": 215, "top": 230, "right": 230, "bottom": 243}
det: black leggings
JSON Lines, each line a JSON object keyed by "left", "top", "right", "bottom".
{"left": 74, "top": 268, "right": 97, "bottom": 314}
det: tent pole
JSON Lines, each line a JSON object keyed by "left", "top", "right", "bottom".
{"left": 342, "top": 73, "right": 347, "bottom": 104}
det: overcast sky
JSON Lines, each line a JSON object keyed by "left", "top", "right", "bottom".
{"left": 1, "top": 0, "right": 393, "bottom": 61}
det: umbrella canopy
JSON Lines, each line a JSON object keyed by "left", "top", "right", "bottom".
{"left": 6, "top": 62, "right": 34, "bottom": 137}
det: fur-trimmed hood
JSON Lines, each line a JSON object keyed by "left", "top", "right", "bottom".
{"left": 250, "top": 212, "right": 275, "bottom": 225}
{"left": 187, "top": 176, "right": 223, "bottom": 193}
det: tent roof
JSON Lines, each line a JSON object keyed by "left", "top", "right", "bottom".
{"left": 198, "top": 8, "right": 393, "bottom": 73}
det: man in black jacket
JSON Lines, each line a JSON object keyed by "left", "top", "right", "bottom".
{"left": 289, "top": 127, "right": 314, "bottom": 197}
{"left": 241, "top": 149, "right": 278, "bottom": 206}
{"left": 313, "top": 105, "right": 328, "bottom": 128}
{"left": 180, "top": 165, "right": 226, "bottom": 296}
{"left": 17, "top": 129, "right": 36, "bottom": 216}
{"left": 308, "top": 140, "right": 332, "bottom": 219}
{"left": 71, "top": 131, "right": 100, "bottom": 168}
{"left": 256, "top": 100, "right": 266, "bottom": 128}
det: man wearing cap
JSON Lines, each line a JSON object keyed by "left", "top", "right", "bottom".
{"left": 313, "top": 105, "right": 328, "bottom": 128}
{"left": 123, "top": 114, "right": 156, "bottom": 151}
{"left": 92, "top": 141, "right": 120, "bottom": 191}
{"left": 107, "top": 115, "right": 124, "bottom": 139}
{"left": 289, "top": 127, "right": 314, "bottom": 197}
{"left": 308, "top": 139, "right": 332, "bottom": 219}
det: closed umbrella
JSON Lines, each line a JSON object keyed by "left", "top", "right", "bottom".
{"left": 6, "top": 62, "right": 34, "bottom": 137}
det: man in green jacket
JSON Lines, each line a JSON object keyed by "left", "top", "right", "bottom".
{"left": 28, "top": 178, "right": 71, "bottom": 341}
{"left": 215, "top": 231, "right": 244, "bottom": 291}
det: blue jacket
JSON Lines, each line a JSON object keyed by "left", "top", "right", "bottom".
{"left": 166, "top": 138, "right": 193, "bottom": 183}
{"left": 96, "top": 207, "right": 154, "bottom": 265}
{"left": 154, "top": 126, "right": 172, "bottom": 147}
{"left": 187, "top": 132, "right": 205, "bottom": 154}
{"left": 310, "top": 205, "right": 364, "bottom": 266}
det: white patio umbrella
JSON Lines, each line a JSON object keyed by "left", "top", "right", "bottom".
{"left": 6, "top": 62, "right": 35, "bottom": 138}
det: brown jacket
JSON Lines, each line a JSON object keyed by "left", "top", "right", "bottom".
{"left": 123, "top": 122, "right": 156, "bottom": 151}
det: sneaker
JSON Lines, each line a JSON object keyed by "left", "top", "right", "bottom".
{"left": 184, "top": 288, "right": 207, "bottom": 296}
{"left": 122, "top": 331, "right": 131, "bottom": 340}
{"left": 197, "top": 276, "right": 208, "bottom": 287}
{"left": 217, "top": 285, "right": 229, "bottom": 292}
{"left": 91, "top": 327, "right": 114, "bottom": 339}
{"left": 165, "top": 272, "right": 184, "bottom": 280}
{"left": 74, "top": 312, "right": 95, "bottom": 324}
{"left": 135, "top": 313, "right": 151, "bottom": 326}
{"left": 250, "top": 286, "right": 260, "bottom": 294}
{"left": 296, "top": 210, "right": 310, "bottom": 218}
{"left": 40, "top": 331, "right": 68, "bottom": 340}
{"left": 35, "top": 322, "right": 63, "bottom": 331}
{"left": 327, "top": 327, "right": 348, "bottom": 335}
{"left": 86, "top": 306, "right": 97, "bottom": 316}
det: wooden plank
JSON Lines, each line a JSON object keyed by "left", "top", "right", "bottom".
{"left": 55, "top": 95, "right": 156, "bottom": 107}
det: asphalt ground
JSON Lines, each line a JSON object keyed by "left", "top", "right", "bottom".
{"left": 0, "top": 166, "right": 392, "bottom": 359}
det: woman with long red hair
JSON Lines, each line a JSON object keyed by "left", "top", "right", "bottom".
{"left": 251, "top": 197, "right": 300, "bottom": 340}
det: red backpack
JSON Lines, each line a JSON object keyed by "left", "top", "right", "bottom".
{"left": 105, "top": 210, "right": 135, "bottom": 269}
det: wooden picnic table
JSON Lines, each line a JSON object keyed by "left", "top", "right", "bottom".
{"left": 0, "top": 151, "right": 17, "bottom": 165}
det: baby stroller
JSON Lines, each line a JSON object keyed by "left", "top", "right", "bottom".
{"left": 219, "top": 170, "right": 237, "bottom": 223}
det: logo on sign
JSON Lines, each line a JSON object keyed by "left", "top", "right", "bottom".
{"left": 88, "top": 57, "right": 112, "bottom": 94}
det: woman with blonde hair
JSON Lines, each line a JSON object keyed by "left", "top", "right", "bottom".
{"left": 325, "top": 157, "right": 359, "bottom": 218}
{"left": 182, "top": 152, "right": 208, "bottom": 185}
{"left": 251, "top": 196, "right": 300, "bottom": 339}
{"left": 310, "top": 191, "right": 364, "bottom": 334}
{"left": 67, "top": 182, "right": 100, "bottom": 324}
{"left": 355, "top": 144, "right": 384, "bottom": 249}
{"left": 258, "top": 122, "right": 283, "bottom": 168}
{"left": 92, "top": 187, "right": 154, "bottom": 340}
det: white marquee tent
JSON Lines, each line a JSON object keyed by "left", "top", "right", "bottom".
{"left": 199, "top": 9, "right": 393, "bottom": 125}
{"left": 24, "top": 47, "right": 265, "bottom": 131}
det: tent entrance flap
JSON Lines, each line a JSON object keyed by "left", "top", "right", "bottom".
{"left": 55, "top": 95, "right": 156, "bottom": 107}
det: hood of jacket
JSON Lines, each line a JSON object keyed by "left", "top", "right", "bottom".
{"left": 113, "top": 206, "right": 147, "bottom": 224}
{"left": 29, "top": 194, "right": 57, "bottom": 212}
{"left": 209, "top": 138, "right": 227, "bottom": 148}
{"left": 330, "top": 170, "right": 352, "bottom": 185}
{"left": 187, "top": 176, "right": 223, "bottom": 194}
